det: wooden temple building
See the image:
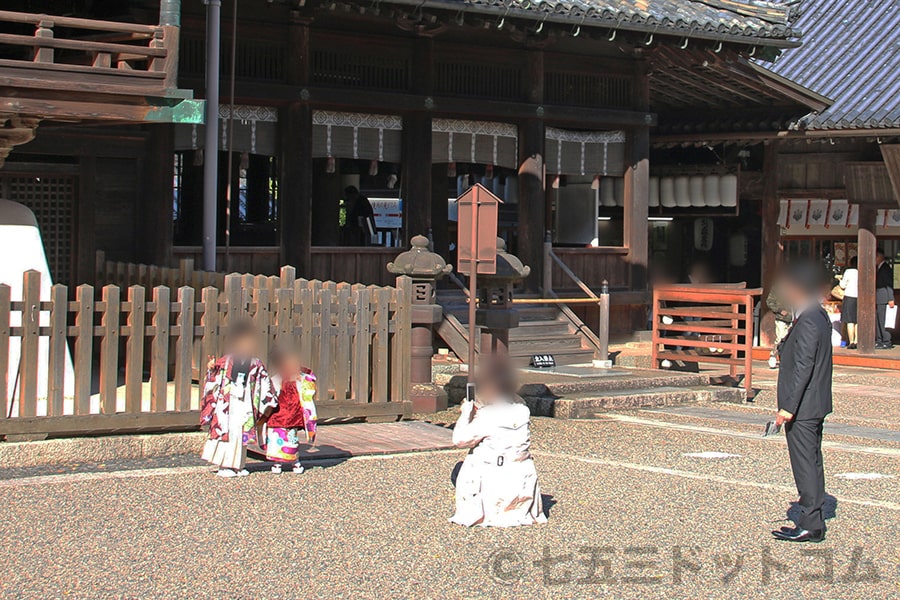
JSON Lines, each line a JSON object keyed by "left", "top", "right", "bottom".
{"left": 1, "top": 0, "right": 832, "bottom": 336}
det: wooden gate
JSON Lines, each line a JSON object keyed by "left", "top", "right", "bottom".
{"left": 0, "top": 269, "right": 412, "bottom": 439}
{"left": 651, "top": 284, "right": 761, "bottom": 396}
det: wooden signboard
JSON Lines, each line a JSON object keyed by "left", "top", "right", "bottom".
{"left": 457, "top": 183, "right": 501, "bottom": 275}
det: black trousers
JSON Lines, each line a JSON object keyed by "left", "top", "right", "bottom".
{"left": 876, "top": 303, "right": 889, "bottom": 344}
{"left": 785, "top": 418, "right": 826, "bottom": 531}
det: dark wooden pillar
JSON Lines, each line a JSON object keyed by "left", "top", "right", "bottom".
{"left": 280, "top": 14, "right": 313, "bottom": 275}
{"left": 517, "top": 119, "right": 545, "bottom": 292}
{"left": 431, "top": 162, "right": 449, "bottom": 257}
{"left": 402, "top": 113, "right": 432, "bottom": 244}
{"left": 76, "top": 155, "right": 97, "bottom": 285}
{"left": 402, "top": 37, "right": 433, "bottom": 246}
{"left": 759, "top": 141, "right": 781, "bottom": 347}
{"left": 518, "top": 50, "right": 545, "bottom": 292}
{"left": 140, "top": 124, "right": 175, "bottom": 267}
{"left": 858, "top": 206, "right": 878, "bottom": 354}
{"left": 624, "top": 59, "right": 650, "bottom": 290}
{"left": 280, "top": 103, "right": 313, "bottom": 275}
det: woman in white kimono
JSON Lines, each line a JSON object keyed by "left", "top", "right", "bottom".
{"left": 450, "top": 362, "right": 547, "bottom": 527}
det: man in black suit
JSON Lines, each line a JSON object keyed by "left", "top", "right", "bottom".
{"left": 771, "top": 261, "right": 833, "bottom": 543}
{"left": 875, "top": 249, "right": 894, "bottom": 349}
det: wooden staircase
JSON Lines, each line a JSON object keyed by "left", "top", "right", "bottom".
{"left": 436, "top": 290, "right": 598, "bottom": 367}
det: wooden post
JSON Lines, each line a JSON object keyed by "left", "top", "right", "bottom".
{"left": 175, "top": 287, "right": 195, "bottom": 411}
{"left": 19, "top": 271, "right": 41, "bottom": 417}
{"left": 141, "top": 124, "right": 175, "bottom": 266}
{"left": 0, "top": 285, "right": 9, "bottom": 419}
{"left": 759, "top": 141, "right": 781, "bottom": 347}
{"left": 858, "top": 206, "right": 878, "bottom": 354}
{"left": 125, "top": 286, "right": 146, "bottom": 413}
{"left": 34, "top": 20, "right": 54, "bottom": 64}
{"left": 151, "top": 286, "right": 171, "bottom": 411}
{"left": 74, "top": 285, "right": 94, "bottom": 414}
{"left": 402, "top": 112, "right": 432, "bottom": 244}
{"left": 351, "top": 285, "right": 371, "bottom": 403}
{"left": 99, "top": 285, "right": 121, "bottom": 414}
{"left": 280, "top": 103, "right": 313, "bottom": 276}
{"left": 200, "top": 287, "right": 219, "bottom": 385}
{"left": 431, "top": 162, "right": 450, "bottom": 258}
{"left": 518, "top": 49, "right": 545, "bottom": 292}
{"left": 517, "top": 119, "right": 545, "bottom": 292}
{"left": 625, "top": 59, "right": 651, "bottom": 291}
{"left": 77, "top": 156, "right": 98, "bottom": 286}
{"left": 543, "top": 231, "right": 553, "bottom": 296}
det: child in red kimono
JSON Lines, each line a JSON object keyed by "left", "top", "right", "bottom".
{"left": 265, "top": 346, "right": 318, "bottom": 474}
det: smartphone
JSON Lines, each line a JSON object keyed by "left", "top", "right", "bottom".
{"left": 465, "top": 383, "right": 476, "bottom": 404}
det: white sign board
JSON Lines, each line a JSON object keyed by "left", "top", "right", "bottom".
{"left": 369, "top": 198, "right": 402, "bottom": 229}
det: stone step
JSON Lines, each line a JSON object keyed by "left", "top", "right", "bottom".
{"left": 518, "top": 370, "right": 710, "bottom": 398}
{"left": 546, "top": 386, "right": 745, "bottom": 419}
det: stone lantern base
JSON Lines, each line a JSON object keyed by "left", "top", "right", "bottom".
{"left": 410, "top": 382, "right": 448, "bottom": 413}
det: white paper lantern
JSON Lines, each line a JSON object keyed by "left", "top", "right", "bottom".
{"left": 660, "top": 177, "right": 676, "bottom": 208}
{"left": 674, "top": 176, "right": 691, "bottom": 207}
{"left": 649, "top": 176, "right": 660, "bottom": 207}
{"left": 720, "top": 174, "right": 738, "bottom": 207}
{"left": 600, "top": 177, "right": 616, "bottom": 207}
{"left": 689, "top": 176, "right": 705, "bottom": 207}
{"left": 614, "top": 177, "right": 625, "bottom": 207}
{"left": 704, "top": 175, "right": 721, "bottom": 207}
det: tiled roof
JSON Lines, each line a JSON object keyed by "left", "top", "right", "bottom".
{"left": 397, "top": 0, "right": 803, "bottom": 45}
{"left": 763, "top": 0, "right": 900, "bottom": 130}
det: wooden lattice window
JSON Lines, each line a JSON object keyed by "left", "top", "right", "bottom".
{"left": 0, "top": 174, "right": 76, "bottom": 285}
{"left": 434, "top": 61, "right": 522, "bottom": 101}
{"left": 312, "top": 49, "right": 410, "bottom": 91}
{"left": 545, "top": 72, "right": 633, "bottom": 109}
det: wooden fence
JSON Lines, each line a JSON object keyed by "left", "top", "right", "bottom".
{"left": 97, "top": 251, "right": 226, "bottom": 291}
{"left": 651, "top": 284, "right": 761, "bottom": 396}
{"left": 0, "top": 268, "right": 412, "bottom": 439}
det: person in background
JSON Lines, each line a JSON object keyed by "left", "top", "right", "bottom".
{"left": 343, "top": 185, "right": 376, "bottom": 246}
{"left": 766, "top": 282, "right": 793, "bottom": 369}
{"left": 771, "top": 261, "right": 833, "bottom": 543}
{"left": 450, "top": 358, "right": 546, "bottom": 528}
{"left": 839, "top": 256, "right": 859, "bottom": 350}
{"left": 200, "top": 321, "right": 277, "bottom": 477}
{"left": 875, "top": 249, "right": 894, "bottom": 350}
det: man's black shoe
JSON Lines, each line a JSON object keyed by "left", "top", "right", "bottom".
{"left": 771, "top": 527, "right": 825, "bottom": 543}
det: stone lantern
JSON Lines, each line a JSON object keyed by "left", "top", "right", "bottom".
{"left": 475, "top": 237, "right": 530, "bottom": 356}
{"left": 387, "top": 235, "right": 453, "bottom": 412}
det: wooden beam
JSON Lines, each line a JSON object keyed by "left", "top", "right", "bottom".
{"left": 177, "top": 77, "right": 657, "bottom": 127}
{"left": 0, "top": 95, "right": 204, "bottom": 123}
{"left": 759, "top": 141, "right": 780, "bottom": 347}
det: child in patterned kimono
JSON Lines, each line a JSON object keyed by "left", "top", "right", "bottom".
{"left": 450, "top": 359, "right": 547, "bottom": 527}
{"left": 200, "top": 321, "right": 277, "bottom": 477}
{"left": 265, "top": 346, "right": 318, "bottom": 474}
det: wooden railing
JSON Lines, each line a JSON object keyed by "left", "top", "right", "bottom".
{"left": 0, "top": 9, "right": 178, "bottom": 91}
{"left": 0, "top": 269, "right": 412, "bottom": 439}
{"left": 542, "top": 237, "right": 609, "bottom": 361}
{"left": 651, "top": 284, "right": 761, "bottom": 396}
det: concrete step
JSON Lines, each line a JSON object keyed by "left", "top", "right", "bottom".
{"left": 547, "top": 386, "right": 745, "bottom": 419}
{"left": 509, "top": 348, "right": 596, "bottom": 367}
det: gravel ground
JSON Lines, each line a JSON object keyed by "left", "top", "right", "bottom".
{"left": 0, "top": 407, "right": 897, "bottom": 600}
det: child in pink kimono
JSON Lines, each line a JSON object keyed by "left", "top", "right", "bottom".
{"left": 450, "top": 360, "right": 546, "bottom": 527}
{"left": 200, "top": 321, "right": 277, "bottom": 477}
{"left": 265, "top": 346, "right": 318, "bottom": 474}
